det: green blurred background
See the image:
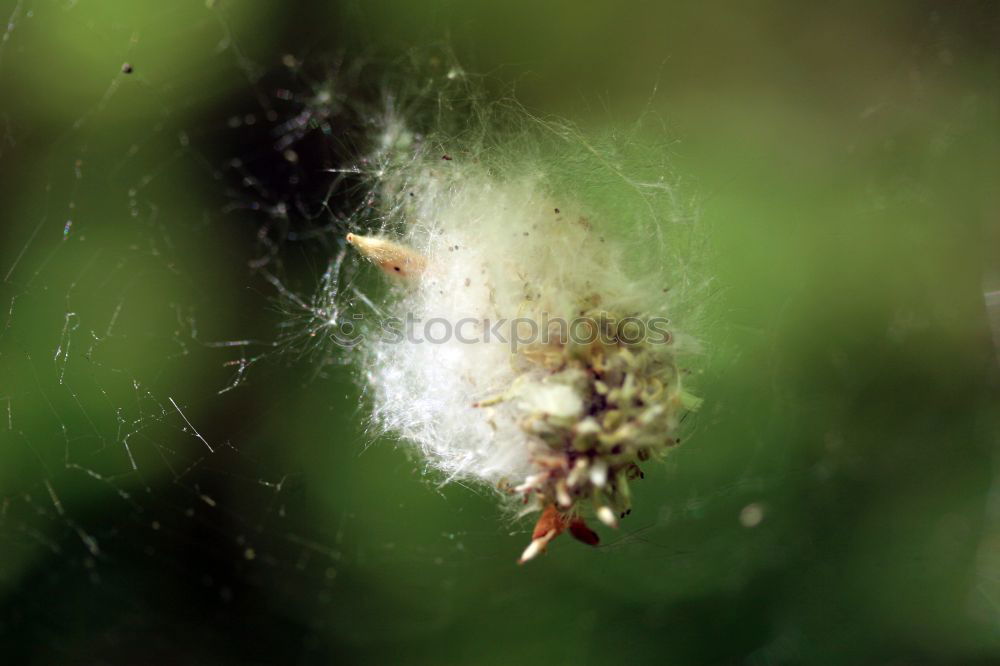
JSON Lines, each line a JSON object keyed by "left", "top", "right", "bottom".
{"left": 1, "top": 1, "right": 998, "bottom": 664}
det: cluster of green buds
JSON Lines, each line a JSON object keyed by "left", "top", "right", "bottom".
{"left": 498, "top": 308, "right": 701, "bottom": 563}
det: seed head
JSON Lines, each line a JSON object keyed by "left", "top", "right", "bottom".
{"left": 342, "top": 90, "right": 705, "bottom": 563}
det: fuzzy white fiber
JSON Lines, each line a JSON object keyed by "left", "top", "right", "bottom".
{"left": 367, "top": 172, "right": 615, "bottom": 484}
{"left": 343, "top": 88, "right": 705, "bottom": 531}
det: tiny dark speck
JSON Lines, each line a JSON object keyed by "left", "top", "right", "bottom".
{"left": 393, "top": 266, "right": 401, "bottom": 272}
{"left": 441, "top": 154, "right": 453, "bottom": 161}
{"left": 121, "top": 63, "right": 134, "bottom": 74}
{"left": 554, "top": 208, "right": 560, "bottom": 213}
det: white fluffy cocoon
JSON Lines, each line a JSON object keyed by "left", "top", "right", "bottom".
{"left": 341, "top": 87, "right": 706, "bottom": 559}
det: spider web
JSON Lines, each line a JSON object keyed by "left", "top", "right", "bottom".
{"left": 0, "top": 4, "right": 415, "bottom": 662}
{"left": 0, "top": 3, "right": 997, "bottom": 665}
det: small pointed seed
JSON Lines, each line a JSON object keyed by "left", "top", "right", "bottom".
{"left": 346, "top": 233, "right": 426, "bottom": 278}
{"left": 518, "top": 530, "right": 557, "bottom": 564}
{"left": 596, "top": 505, "right": 619, "bottom": 528}
{"left": 519, "top": 505, "right": 566, "bottom": 564}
